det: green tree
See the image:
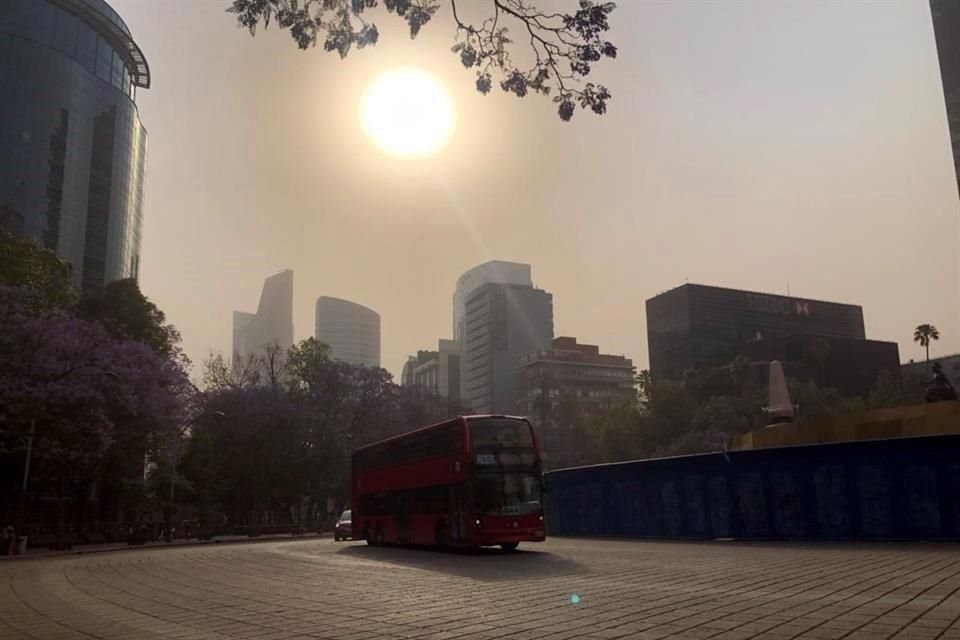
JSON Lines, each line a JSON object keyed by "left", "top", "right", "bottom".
{"left": 0, "top": 230, "right": 76, "bottom": 308}
{"left": 913, "top": 324, "right": 940, "bottom": 366}
{"left": 867, "top": 370, "right": 905, "bottom": 410}
{"left": 75, "top": 278, "right": 193, "bottom": 525}
{"left": 786, "top": 378, "right": 864, "bottom": 422}
{"left": 643, "top": 378, "right": 697, "bottom": 452}
{"left": 227, "top": 0, "right": 618, "bottom": 121}
{"left": 594, "top": 401, "right": 645, "bottom": 463}
{"left": 681, "top": 367, "right": 737, "bottom": 406}
{"left": 286, "top": 337, "right": 333, "bottom": 394}
{"left": 76, "top": 278, "right": 182, "bottom": 359}
{"left": 636, "top": 369, "right": 652, "bottom": 397}
{"left": 730, "top": 355, "right": 753, "bottom": 397}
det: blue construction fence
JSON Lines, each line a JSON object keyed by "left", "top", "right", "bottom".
{"left": 544, "top": 434, "right": 960, "bottom": 540}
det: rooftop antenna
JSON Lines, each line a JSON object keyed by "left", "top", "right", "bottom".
{"left": 786, "top": 278, "right": 791, "bottom": 296}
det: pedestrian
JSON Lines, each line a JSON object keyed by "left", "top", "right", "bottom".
{"left": 2, "top": 525, "right": 14, "bottom": 556}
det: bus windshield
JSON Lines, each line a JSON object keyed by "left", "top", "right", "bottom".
{"left": 473, "top": 472, "right": 542, "bottom": 516}
{"left": 469, "top": 418, "right": 534, "bottom": 448}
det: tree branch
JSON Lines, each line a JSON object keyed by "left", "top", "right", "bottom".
{"left": 227, "top": 0, "right": 617, "bottom": 120}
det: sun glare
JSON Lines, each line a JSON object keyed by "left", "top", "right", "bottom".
{"left": 360, "top": 68, "right": 455, "bottom": 158}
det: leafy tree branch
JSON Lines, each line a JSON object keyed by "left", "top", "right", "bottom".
{"left": 227, "top": 0, "right": 617, "bottom": 120}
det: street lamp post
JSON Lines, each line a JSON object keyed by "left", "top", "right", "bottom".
{"left": 12, "top": 416, "right": 36, "bottom": 540}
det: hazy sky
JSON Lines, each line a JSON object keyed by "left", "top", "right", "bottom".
{"left": 112, "top": 0, "right": 960, "bottom": 379}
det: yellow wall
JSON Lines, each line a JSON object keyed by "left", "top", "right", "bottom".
{"left": 730, "top": 401, "right": 960, "bottom": 450}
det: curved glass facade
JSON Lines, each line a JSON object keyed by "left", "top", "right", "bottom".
{"left": 0, "top": 0, "right": 148, "bottom": 289}
{"left": 315, "top": 297, "right": 381, "bottom": 368}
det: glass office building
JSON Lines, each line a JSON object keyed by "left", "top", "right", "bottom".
{"left": 0, "top": 0, "right": 150, "bottom": 289}
{"left": 315, "top": 297, "right": 381, "bottom": 368}
{"left": 931, "top": 0, "right": 960, "bottom": 198}
{"left": 646, "top": 284, "right": 866, "bottom": 380}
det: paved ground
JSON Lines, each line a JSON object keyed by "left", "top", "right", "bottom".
{"left": 6, "top": 533, "right": 325, "bottom": 560}
{"left": 1, "top": 538, "right": 959, "bottom": 640}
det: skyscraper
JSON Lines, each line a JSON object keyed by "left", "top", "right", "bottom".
{"left": 453, "top": 261, "right": 535, "bottom": 409}
{"left": 931, "top": 0, "right": 960, "bottom": 198}
{"left": 452, "top": 261, "right": 532, "bottom": 343}
{"left": 233, "top": 270, "right": 294, "bottom": 360}
{"left": 461, "top": 282, "right": 553, "bottom": 413}
{"left": 315, "top": 297, "right": 381, "bottom": 367}
{"left": 0, "top": 0, "right": 150, "bottom": 290}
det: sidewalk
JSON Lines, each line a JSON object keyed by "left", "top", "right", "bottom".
{"left": 2, "top": 532, "right": 329, "bottom": 560}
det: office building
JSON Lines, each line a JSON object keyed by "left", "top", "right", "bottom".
{"left": 1, "top": 0, "right": 150, "bottom": 289}
{"left": 315, "top": 296, "right": 380, "bottom": 367}
{"left": 516, "top": 337, "right": 637, "bottom": 416}
{"left": 647, "top": 284, "right": 866, "bottom": 379}
{"left": 932, "top": 0, "right": 960, "bottom": 198}
{"left": 453, "top": 260, "right": 535, "bottom": 408}
{"left": 646, "top": 283, "right": 898, "bottom": 397}
{"left": 516, "top": 337, "right": 636, "bottom": 464}
{"left": 406, "top": 339, "right": 461, "bottom": 399}
{"left": 400, "top": 356, "right": 417, "bottom": 387}
{"left": 233, "top": 270, "right": 294, "bottom": 360}
{"left": 747, "top": 334, "right": 900, "bottom": 398}
{"left": 453, "top": 261, "right": 532, "bottom": 342}
{"left": 461, "top": 282, "right": 553, "bottom": 413}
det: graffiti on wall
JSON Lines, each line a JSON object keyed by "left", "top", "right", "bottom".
{"left": 545, "top": 435, "right": 960, "bottom": 541}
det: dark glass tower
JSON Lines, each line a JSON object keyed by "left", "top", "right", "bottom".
{"left": 0, "top": 0, "right": 150, "bottom": 289}
{"left": 931, "top": 0, "right": 960, "bottom": 198}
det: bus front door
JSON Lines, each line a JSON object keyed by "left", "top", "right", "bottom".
{"left": 450, "top": 486, "right": 464, "bottom": 543}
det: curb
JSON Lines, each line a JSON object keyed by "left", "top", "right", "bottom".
{"left": 1, "top": 533, "right": 332, "bottom": 561}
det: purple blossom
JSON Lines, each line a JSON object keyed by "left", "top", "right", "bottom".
{"left": 0, "top": 285, "right": 191, "bottom": 466}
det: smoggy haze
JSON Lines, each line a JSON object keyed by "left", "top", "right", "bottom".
{"left": 112, "top": 0, "right": 960, "bottom": 379}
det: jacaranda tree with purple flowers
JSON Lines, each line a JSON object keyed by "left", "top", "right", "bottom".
{"left": 0, "top": 285, "right": 192, "bottom": 544}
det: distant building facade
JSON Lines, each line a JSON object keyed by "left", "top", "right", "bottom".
{"left": 516, "top": 337, "right": 635, "bottom": 464}
{"left": 232, "top": 270, "right": 294, "bottom": 360}
{"left": 315, "top": 296, "right": 380, "bottom": 367}
{"left": 0, "top": 0, "right": 151, "bottom": 290}
{"left": 647, "top": 284, "right": 866, "bottom": 379}
{"left": 747, "top": 334, "right": 900, "bottom": 399}
{"left": 646, "top": 283, "right": 897, "bottom": 397}
{"left": 461, "top": 282, "right": 553, "bottom": 413}
{"left": 453, "top": 261, "right": 532, "bottom": 343}
{"left": 407, "top": 339, "right": 461, "bottom": 400}
{"left": 400, "top": 356, "right": 417, "bottom": 387}
{"left": 931, "top": 0, "right": 960, "bottom": 198}
{"left": 516, "top": 337, "right": 637, "bottom": 416}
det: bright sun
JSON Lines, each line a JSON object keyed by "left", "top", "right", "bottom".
{"left": 360, "top": 68, "right": 455, "bottom": 158}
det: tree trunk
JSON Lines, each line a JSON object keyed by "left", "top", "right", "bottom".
{"left": 926, "top": 343, "right": 930, "bottom": 366}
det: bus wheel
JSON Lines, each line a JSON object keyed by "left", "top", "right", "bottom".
{"left": 365, "top": 528, "right": 376, "bottom": 546}
{"left": 500, "top": 542, "right": 519, "bottom": 552}
{"left": 375, "top": 527, "right": 384, "bottom": 546}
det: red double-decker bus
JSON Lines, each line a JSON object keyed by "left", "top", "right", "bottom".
{"left": 351, "top": 415, "right": 546, "bottom": 551}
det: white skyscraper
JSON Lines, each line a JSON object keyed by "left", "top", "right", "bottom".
{"left": 232, "top": 270, "right": 294, "bottom": 360}
{"left": 315, "top": 297, "right": 381, "bottom": 367}
{"left": 452, "top": 261, "right": 532, "bottom": 343}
